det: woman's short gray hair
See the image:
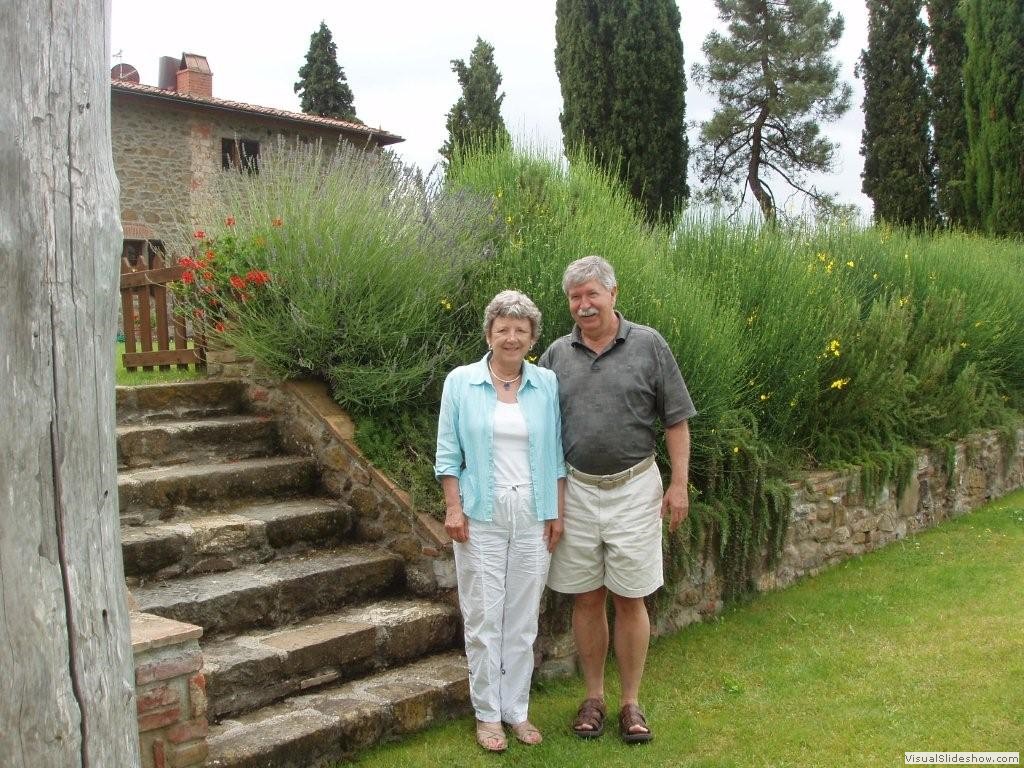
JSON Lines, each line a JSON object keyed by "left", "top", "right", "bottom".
{"left": 562, "top": 255, "right": 617, "bottom": 294}
{"left": 483, "top": 290, "right": 542, "bottom": 343}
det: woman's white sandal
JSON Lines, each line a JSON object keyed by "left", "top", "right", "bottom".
{"left": 508, "top": 720, "right": 543, "bottom": 745}
{"left": 476, "top": 721, "right": 507, "bottom": 752}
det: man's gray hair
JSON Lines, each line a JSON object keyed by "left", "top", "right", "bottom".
{"left": 483, "top": 290, "right": 542, "bottom": 342}
{"left": 562, "top": 255, "right": 617, "bottom": 294}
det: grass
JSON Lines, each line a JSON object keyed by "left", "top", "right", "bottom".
{"left": 114, "top": 341, "right": 205, "bottom": 386}
{"left": 343, "top": 490, "right": 1024, "bottom": 767}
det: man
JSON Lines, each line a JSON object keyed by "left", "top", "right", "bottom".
{"left": 539, "top": 255, "right": 696, "bottom": 744}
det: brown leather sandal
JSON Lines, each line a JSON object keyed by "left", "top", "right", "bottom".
{"left": 572, "top": 697, "right": 606, "bottom": 739}
{"left": 619, "top": 703, "right": 653, "bottom": 743}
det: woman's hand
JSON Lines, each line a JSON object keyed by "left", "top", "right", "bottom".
{"left": 544, "top": 517, "right": 564, "bottom": 553}
{"left": 444, "top": 505, "right": 469, "bottom": 543}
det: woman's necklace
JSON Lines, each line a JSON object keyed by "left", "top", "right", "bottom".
{"left": 487, "top": 359, "right": 522, "bottom": 391}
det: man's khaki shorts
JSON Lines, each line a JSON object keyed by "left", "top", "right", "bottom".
{"left": 547, "top": 461, "right": 664, "bottom": 598}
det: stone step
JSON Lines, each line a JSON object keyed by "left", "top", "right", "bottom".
{"left": 204, "top": 598, "right": 462, "bottom": 719}
{"left": 133, "top": 547, "right": 403, "bottom": 636}
{"left": 206, "top": 651, "right": 470, "bottom": 768}
{"left": 117, "top": 415, "right": 280, "bottom": 470}
{"left": 122, "top": 497, "right": 353, "bottom": 580}
{"left": 118, "top": 456, "right": 319, "bottom": 519}
{"left": 116, "top": 379, "right": 247, "bottom": 424}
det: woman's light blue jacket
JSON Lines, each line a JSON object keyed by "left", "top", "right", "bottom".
{"left": 434, "top": 354, "right": 565, "bottom": 522}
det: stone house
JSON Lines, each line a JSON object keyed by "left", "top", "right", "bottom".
{"left": 111, "top": 53, "right": 403, "bottom": 260}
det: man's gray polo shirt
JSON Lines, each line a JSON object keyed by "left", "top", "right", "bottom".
{"left": 539, "top": 313, "right": 697, "bottom": 475}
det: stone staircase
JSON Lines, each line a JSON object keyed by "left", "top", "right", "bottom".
{"left": 118, "top": 380, "right": 468, "bottom": 767}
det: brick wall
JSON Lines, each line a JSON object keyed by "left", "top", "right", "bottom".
{"left": 132, "top": 613, "right": 208, "bottom": 768}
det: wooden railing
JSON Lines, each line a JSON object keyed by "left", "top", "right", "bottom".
{"left": 120, "top": 254, "right": 206, "bottom": 372}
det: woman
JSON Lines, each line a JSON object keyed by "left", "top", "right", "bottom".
{"left": 435, "top": 290, "right": 565, "bottom": 752}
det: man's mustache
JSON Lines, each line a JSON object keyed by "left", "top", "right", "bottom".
{"left": 577, "top": 308, "right": 599, "bottom": 318}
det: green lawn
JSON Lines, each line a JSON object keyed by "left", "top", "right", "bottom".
{"left": 347, "top": 491, "right": 1024, "bottom": 767}
{"left": 115, "top": 341, "right": 206, "bottom": 386}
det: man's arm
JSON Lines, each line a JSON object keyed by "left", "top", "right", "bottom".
{"left": 661, "top": 419, "right": 690, "bottom": 533}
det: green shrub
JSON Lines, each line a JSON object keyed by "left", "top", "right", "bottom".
{"left": 180, "top": 140, "right": 493, "bottom": 410}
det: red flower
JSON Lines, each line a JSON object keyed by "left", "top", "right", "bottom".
{"left": 205, "top": 249, "right": 215, "bottom": 260}
{"left": 193, "top": 308, "right": 205, "bottom": 319}
{"left": 271, "top": 217, "right": 283, "bottom": 228}
{"left": 246, "top": 269, "right": 270, "bottom": 285}
{"left": 194, "top": 230, "right": 206, "bottom": 239}
{"left": 225, "top": 216, "right": 235, "bottom": 227}
{"left": 181, "top": 270, "right": 195, "bottom": 284}
{"left": 215, "top": 321, "right": 226, "bottom": 332}
{"left": 179, "top": 256, "right": 198, "bottom": 269}
{"left": 229, "top": 275, "right": 247, "bottom": 290}
{"left": 202, "top": 270, "right": 214, "bottom": 280}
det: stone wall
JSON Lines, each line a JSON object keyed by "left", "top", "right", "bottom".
{"left": 132, "top": 613, "right": 208, "bottom": 768}
{"left": 111, "top": 93, "right": 377, "bottom": 246}
{"left": 653, "top": 427, "right": 1024, "bottom": 636}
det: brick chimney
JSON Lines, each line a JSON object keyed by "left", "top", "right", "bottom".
{"left": 175, "top": 53, "right": 212, "bottom": 98}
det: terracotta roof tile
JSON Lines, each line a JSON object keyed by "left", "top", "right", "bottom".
{"left": 111, "top": 80, "right": 403, "bottom": 145}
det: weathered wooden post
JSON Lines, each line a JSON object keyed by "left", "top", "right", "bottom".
{"left": 0, "top": 1, "right": 141, "bottom": 766}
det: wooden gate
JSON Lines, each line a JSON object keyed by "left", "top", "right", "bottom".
{"left": 120, "top": 254, "right": 206, "bottom": 372}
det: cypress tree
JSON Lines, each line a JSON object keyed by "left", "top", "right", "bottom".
{"left": 294, "top": 21, "right": 358, "bottom": 122}
{"left": 962, "top": 0, "right": 1024, "bottom": 236}
{"left": 927, "top": 0, "right": 969, "bottom": 227}
{"left": 440, "top": 38, "right": 510, "bottom": 164}
{"left": 858, "top": 0, "right": 936, "bottom": 227}
{"left": 555, "top": 0, "right": 688, "bottom": 223}
{"left": 693, "top": 0, "right": 852, "bottom": 223}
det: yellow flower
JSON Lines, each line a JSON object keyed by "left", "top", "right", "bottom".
{"left": 872, "top": 272, "right": 879, "bottom": 280}
{"left": 898, "top": 296, "right": 909, "bottom": 307}
{"left": 789, "top": 398, "right": 797, "bottom": 408}
{"left": 732, "top": 446, "right": 740, "bottom": 454}
{"left": 495, "top": 189, "right": 503, "bottom": 199}
{"left": 759, "top": 393, "right": 771, "bottom": 401}
{"left": 439, "top": 298, "right": 453, "bottom": 311}
{"left": 846, "top": 260, "right": 855, "bottom": 268}
{"left": 825, "top": 260, "right": 835, "bottom": 274}
{"left": 959, "top": 342, "right": 968, "bottom": 349}
{"left": 830, "top": 377, "right": 851, "bottom": 390}
{"left": 527, "top": 354, "right": 538, "bottom": 362}
{"left": 816, "top": 251, "right": 829, "bottom": 263}
{"left": 827, "top": 339, "right": 841, "bottom": 357}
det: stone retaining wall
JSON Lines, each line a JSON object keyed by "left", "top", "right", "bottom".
{"left": 653, "top": 427, "right": 1024, "bottom": 637}
{"left": 132, "top": 613, "right": 208, "bottom": 768}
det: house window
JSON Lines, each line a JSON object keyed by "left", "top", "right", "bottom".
{"left": 221, "top": 138, "right": 260, "bottom": 174}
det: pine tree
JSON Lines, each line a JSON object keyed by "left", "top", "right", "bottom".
{"left": 555, "top": 0, "right": 688, "bottom": 223}
{"left": 294, "top": 21, "right": 358, "bottom": 121}
{"left": 927, "top": 0, "right": 969, "bottom": 227}
{"left": 962, "top": 0, "right": 1024, "bottom": 236}
{"left": 858, "top": 0, "right": 936, "bottom": 227}
{"left": 439, "top": 38, "right": 510, "bottom": 164}
{"left": 692, "top": 0, "right": 852, "bottom": 223}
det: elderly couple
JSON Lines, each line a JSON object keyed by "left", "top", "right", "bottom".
{"left": 435, "top": 255, "right": 697, "bottom": 751}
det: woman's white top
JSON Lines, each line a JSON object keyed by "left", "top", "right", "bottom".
{"left": 492, "top": 401, "right": 531, "bottom": 487}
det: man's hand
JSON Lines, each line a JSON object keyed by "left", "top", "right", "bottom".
{"left": 661, "top": 480, "right": 689, "bottom": 533}
{"left": 444, "top": 505, "right": 469, "bottom": 543}
{"left": 544, "top": 517, "right": 564, "bottom": 552}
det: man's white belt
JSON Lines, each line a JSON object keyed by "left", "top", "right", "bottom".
{"left": 565, "top": 455, "right": 656, "bottom": 490}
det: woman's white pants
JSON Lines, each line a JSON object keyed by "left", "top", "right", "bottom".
{"left": 453, "top": 484, "right": 550, "bottom": 724}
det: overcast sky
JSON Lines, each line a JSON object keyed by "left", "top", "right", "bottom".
{"left": 110, "top": 0, "right": 872, "bottom": 215}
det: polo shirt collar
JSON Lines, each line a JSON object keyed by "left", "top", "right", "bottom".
{"left": 570, "top": 311, "right": 632, "bottom": 348}
{"left": 469, "top": 353, "right": 539, "bottom": 390}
